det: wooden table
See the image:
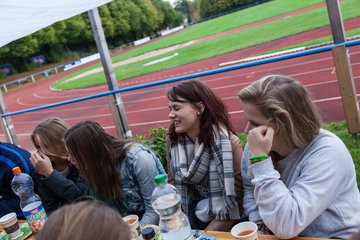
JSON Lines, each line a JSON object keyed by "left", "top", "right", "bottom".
{"left": 1, "top": 222, "right": 332, "bottom": 240}
{"left": 204, "top": 231, "right": 332, "bottom": 240}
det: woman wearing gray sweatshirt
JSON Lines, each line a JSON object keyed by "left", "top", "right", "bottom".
{"left": 237, "top": 75, "right": 360, "bottom": 239}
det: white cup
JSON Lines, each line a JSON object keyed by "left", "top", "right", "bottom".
{"left": 0, "top": 212, "right": 22, "bottom": 239}
{"left": 123, "top": 214, "right": 142, "bottom": 240}
{"left": 231, "top": 221, "right": 258, "bottom": 240}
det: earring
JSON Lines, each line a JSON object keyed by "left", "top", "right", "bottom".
{"left": 197, "top": 112, "right": 201, "bottom": 115}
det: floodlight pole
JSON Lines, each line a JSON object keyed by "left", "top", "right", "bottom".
{"left": 326, "top": 0, "right": 360, "bottom": 134}
{"left": 0, "top": 91, "right": 19, "bottom": 145}
{"left": 88, "top": 8, "right": 132, "bottom": 138}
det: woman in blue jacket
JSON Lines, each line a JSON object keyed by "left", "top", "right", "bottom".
{"left": 64, "top": 120, "right": 165, "bottom": 226}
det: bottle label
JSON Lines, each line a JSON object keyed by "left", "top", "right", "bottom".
{"left": 23, "top": 203, "right": 48, "bottom": 233}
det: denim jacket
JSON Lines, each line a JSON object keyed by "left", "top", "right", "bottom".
{"left": 117, "top": 143, "right": 166, "bottom": 226}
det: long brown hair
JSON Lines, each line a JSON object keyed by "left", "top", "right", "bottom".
{"left": 37, "top": 200, "right": 131, "bottom": 240}
{"left": 167, "top": 80, "right": 235, "bottom": 147}
{"left": 237, "top": 75, "right": 321, "bottom": 148}
{"left": 31, "top": 117, "right": 69, "bottom": 159}
{"left": 64, "top": 120, "right": 130, "bottom": 204}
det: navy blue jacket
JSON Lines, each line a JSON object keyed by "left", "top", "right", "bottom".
{"left": 0, "top": 142, "right": 37, "bottom": 218}
{"left": 37, "top": 163, "right": 88, "bottom": 215}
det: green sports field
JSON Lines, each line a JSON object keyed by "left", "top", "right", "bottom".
{"left": 51, "top": 0, "right": 360, "bottom": 90}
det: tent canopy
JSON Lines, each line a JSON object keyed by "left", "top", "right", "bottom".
{"left": 0, "top": 0, "right": 111, "bottom": 47}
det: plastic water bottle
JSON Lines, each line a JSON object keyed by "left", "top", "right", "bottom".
{"left": 11, "top": 166, "right": 48, "bottom": 233}
{"left": 151, "top": 174, "right": 192, "bottom": 240}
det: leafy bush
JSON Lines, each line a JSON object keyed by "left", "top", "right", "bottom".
{"left": 24, "top": 62, "right": 42, "bottom": 71}
{"left": 0, "top": 71, "right": 7, "bottom": 80}
{"left": 136, "top": 127, "right": 168, "bottom": 169}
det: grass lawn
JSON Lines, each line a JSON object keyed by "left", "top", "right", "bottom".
{"left": 263, "top": 28, "right": 360, "bottom": 55}
{"left": 110, "top": 0, "right": 324, "bottom": 62}
{"left": 52, "top": 0, "right": 360, "bottom": 90}
{"left": 323, "top": 121, "right": 360, "bottom": 189}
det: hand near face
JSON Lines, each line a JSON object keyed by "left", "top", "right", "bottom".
{"left": 30, "top": 151, "right": 54, "bottom": 177}
{"left": 247, "top": 125, "right": 274, "bottom": 156}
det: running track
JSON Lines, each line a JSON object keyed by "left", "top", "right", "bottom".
{"left": 2, "top": 25, "right": 360, "bottom": 151}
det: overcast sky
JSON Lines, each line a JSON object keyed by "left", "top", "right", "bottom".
{"left": 164, "top": 0, "right": 176, "bottom": 7}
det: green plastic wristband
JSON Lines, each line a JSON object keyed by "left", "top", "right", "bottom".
{"left": 249, "top": 155, "right": 268, "bottom": 160}
{"left": 250, "top": 158, "right": 263, "bottom": 164}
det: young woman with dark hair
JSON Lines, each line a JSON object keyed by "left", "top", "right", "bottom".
{"left": 166, "top": 80, "right": 243, "bottom": 230}
{"left": 64, "top": 120, "right": 165, "bottom": 226}
{"left": 238, "top": 75, "right": 360, "bottom": 239}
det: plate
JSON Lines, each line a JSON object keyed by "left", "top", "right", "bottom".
{"left": 0, "top": 223, "right": 32, "bottom": 240}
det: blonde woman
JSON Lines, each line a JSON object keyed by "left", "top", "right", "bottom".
{"left": 238, "top": 75, "right": 360, "bottom": 239}
{"left": 30, "top": 118, "right": 88, "bottom": 214}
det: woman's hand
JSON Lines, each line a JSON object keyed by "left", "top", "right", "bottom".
{"left": 30, "top": 151, "right": 54, "bottom": 177}
{"left": 247, "top": 125, "right": 274, "bottom": 156}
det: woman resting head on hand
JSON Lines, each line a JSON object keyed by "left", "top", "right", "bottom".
{"left": 238, "top": 75, "right": 360, "bottom": 239}
{"left": 30, "top": 117, "right": 88, "bottom": 214}
{"left": 31, "top": 117, "right": 71, "bottom": 176}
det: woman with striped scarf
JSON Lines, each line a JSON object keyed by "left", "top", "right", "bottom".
{"left": 166, "top": 80, "right": 244, "bottom": 231}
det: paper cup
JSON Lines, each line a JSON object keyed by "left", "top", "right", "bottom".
{"left": 231, "top": 221, "right": 258, "bottom": 240}
{"left": 0, "top": 212, "right": 22, "bottom": 239}
{"left": 123, "top": 215, "right": 142, "bottom": 240}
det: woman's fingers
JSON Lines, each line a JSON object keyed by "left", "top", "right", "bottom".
{"left": 264, "top": 127, "right": 274, "bottom": 140}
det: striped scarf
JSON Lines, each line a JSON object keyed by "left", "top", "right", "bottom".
{"left": 170, "top": 127, "right": 240, "bottom": 220}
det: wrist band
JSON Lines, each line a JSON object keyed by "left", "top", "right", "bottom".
{"left": 249, "top": 155, "right": 268, "bottom": 164}
{"left": 249, "top": 155, "right": 268, "bottom": 160}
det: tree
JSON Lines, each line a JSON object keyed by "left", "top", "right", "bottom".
{"left": 0, "top": 0, "right": 188, "bottom": 75}
{"left": 175, "top": 0, "right": 191, "bottom": 23}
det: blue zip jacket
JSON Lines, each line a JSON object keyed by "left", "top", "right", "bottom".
{"left": 0, "top": 142, "right": 36, "bottom": 218}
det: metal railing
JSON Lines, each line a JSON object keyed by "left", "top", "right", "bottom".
{"left": 0, "top": 65, "right": 63, "bottom": 92}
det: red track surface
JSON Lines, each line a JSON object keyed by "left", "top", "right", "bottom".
{"left": 2, "top": 18, "right": 360, "bottom": 151}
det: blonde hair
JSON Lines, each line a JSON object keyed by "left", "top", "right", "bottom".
{"left": 37, "top": 200, "right": 131, "bottom": 240}
{"left": 237, "top": 75, "right": 321, "bottom": 148}
{"left": 31, "top": 117, "right": 69, "bottom": 159}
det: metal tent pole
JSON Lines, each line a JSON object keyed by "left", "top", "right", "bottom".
{"left": 326, "top": 0, "right": 360, "bottom": 134}
{"left": 88, "top": 8, "right": 132, "bottom": 138}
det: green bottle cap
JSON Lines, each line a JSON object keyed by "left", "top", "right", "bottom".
{"left": 154, "top": 174, "right": 167, "bottom": 185}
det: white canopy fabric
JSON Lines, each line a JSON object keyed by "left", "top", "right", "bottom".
{"left": 0, "top": 0, "right": 112, "bottom": 47}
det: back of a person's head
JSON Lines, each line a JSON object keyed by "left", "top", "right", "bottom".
{"left": 237, "top": 75, "right": 321, "bottom": 148}
{"left": 37, "top": 200, "right": 131, "bottom": 240}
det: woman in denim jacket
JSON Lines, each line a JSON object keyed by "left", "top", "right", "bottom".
{"left": 64, "top": 120, "right": 165, "bottom": 226}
